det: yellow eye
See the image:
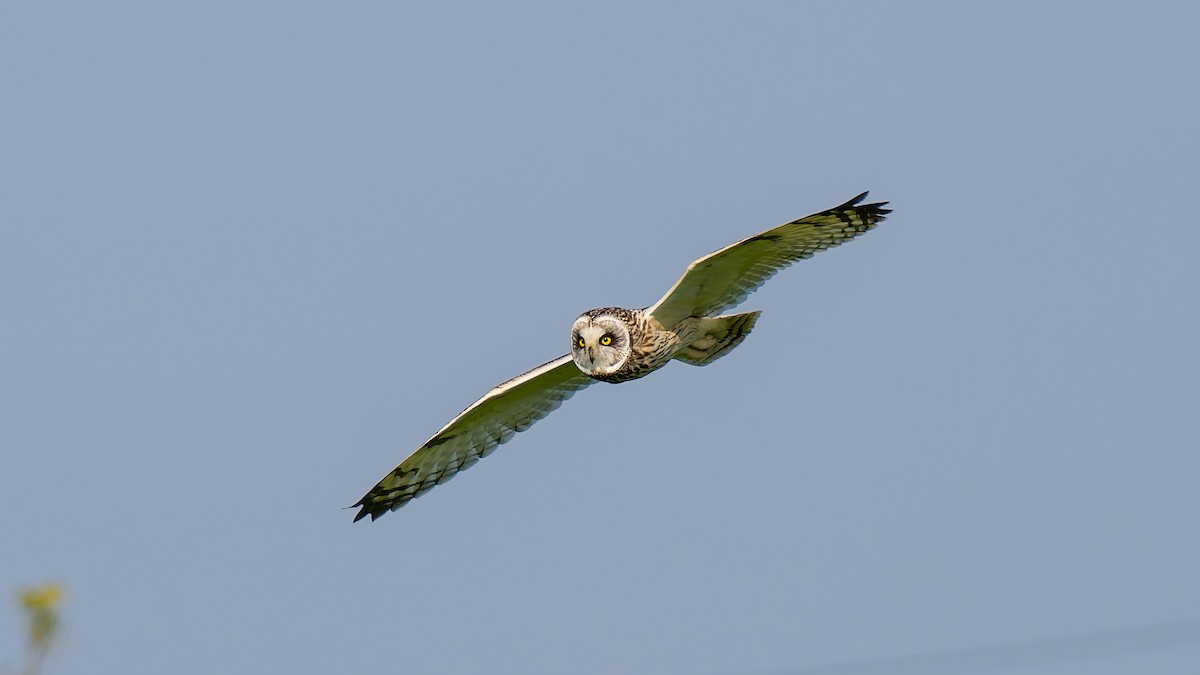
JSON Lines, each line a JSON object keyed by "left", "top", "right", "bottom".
{"left": 576, "top": 337, "right": 585, "bottom": 348}
{"left": 600, "top": 335, "right": 613, "bottom": 346}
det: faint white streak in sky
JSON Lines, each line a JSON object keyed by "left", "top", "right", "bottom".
{"left": 743, "top": 618, "right": 1200, "bottom": 675}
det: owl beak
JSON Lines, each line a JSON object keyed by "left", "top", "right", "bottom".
{"left": 586, "top": 346, "right": 596, "bottom": 362}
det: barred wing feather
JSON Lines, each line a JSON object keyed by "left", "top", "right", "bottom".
{"left": 646, "top": 192, "right": 891, "bottom": 328}
{"left": 353, "top": 355, "right": 593, "bottom": 521}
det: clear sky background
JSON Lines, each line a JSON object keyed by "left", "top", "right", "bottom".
{"left": 3, "top": 3, "right": 1199, "bottom": 674}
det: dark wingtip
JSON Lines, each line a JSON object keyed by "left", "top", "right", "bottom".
{"left": 842, "top": 191, "right": 870, "bottom": 207}
{"left": 349, "top": 497, "right": 377, "bottom": 523}
{"left": 353, "top": 507, "right": 387, "bottom": 523}
{"left": 841, "top": 190, "right": 891, "bottom": 216}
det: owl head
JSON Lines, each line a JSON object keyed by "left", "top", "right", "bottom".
{"left": 570, "top": 312, "right": 631, "bottom": 377}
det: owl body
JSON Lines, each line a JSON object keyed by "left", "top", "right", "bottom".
{"left": 569, "top": 307, "right": 765, "bottom": 383}
{"left": 570, "top": 307, "right": 681, "bottom": 383}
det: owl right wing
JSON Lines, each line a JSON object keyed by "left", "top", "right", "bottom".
{"left": 646, "top": 192, "right": 891, "bottom": 328}
{"left": 353, "top": 355, "right": 594, "bottom": 521}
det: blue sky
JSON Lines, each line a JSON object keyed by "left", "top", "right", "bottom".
{"left": 2, "top": 3, "right": 1199, "bottom": 674}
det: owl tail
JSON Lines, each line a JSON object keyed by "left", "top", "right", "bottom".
{"left": 673, "top": 311, "right": 762, "bottom": 366}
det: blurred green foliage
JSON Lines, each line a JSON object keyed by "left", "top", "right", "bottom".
{"left": 4, "top": 583, "right": 65, "bottom": 675}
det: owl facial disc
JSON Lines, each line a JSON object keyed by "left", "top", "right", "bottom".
{"left": 570, "top": 313, "right": 631, "bottom": 377}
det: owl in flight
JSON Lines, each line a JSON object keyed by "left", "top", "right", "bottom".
{"left": 354, "top": 192, "right": 891, "bottom": 521}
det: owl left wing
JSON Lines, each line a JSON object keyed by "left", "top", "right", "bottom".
{"left": 353, "top": 355, "right": 593, "bottom": 521}
{"left": 646, "top": 192, "right": 890, "bottom": 328}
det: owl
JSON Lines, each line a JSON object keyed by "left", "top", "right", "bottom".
{"left": 354, "top": 192, "right": 891, "bottom": 521}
